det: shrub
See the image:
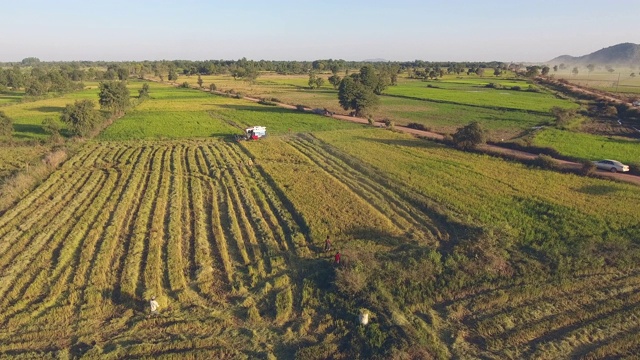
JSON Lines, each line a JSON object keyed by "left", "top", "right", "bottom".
{"left": 180, "top": 82, "right": 190, "bottom": 88}
{"left": 382, "top": 118, "right": 394, "bottom": 129}
{"left": 579, "top": 160, "right": 597, "bottom": 176}
{"left": 407, "top": 122, "right": 431, "bottom": 131}
{"left": 295, "top": 104, "right": 306, "bottom": 112}
{"left": 550, "top": 106, "right": 577, "bottom": 127}
{"left": 209, "top": 83, "right": 217, "bottom": 92}
{"left": 603, "top": 106, "right": 618, "bottom": 117}
{"left": 485, "top": 83, "right": 502, "bottom": 89}
{"left": 511, "top": 86, "right": 521, "bottom": 91}
{"left": 452, "top": 122, "right": 486, "bottom": 150}
{"left": 533, "top": 154, "right": 557, "bottom": 170}
{"left": 258, "top": 99, "right": 277, "bottom": 106}
{"left": 0, "top": 111, "right": 13, "bottom": 137}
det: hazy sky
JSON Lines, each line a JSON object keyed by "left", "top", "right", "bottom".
{"left": 0, "top": 0, "right": 637, "bottom": 62}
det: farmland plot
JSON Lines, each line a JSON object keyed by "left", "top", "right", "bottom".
{"left": 0, "top": 140, "right": 309, "bottom": 358}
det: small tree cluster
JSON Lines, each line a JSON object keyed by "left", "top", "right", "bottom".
{"left": 308, "top": 72, "right": 325, "bottom": 89}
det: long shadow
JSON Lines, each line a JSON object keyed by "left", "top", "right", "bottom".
{"left": 32, "top": 106, "right": 64, "bottom": 113}
{"left": 577, "top": 184, "right": 619, "bottom": 195}
{"left": 359, "top": 136, "right": 443, "bottom": 149}
{"left": 213, "top": 103, "right": 304, "bottom": 115}
{"left": 12, "top": 123, "right": 47, "bottom": 136}
{"left": 382, "top": 93, "right": 550, "bottom": 116}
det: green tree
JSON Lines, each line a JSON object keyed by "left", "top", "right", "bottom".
{"left": 25, "top": 79, "right": 48, "bottom": 96}
{"left": 525, "top": 66, "right": 540, "bottom": 77}
{"left": 493, "top": 67, "right": 502, "bottom": 76}
{"left": 98, "top": 81, "right": 130, "bottom": 116}
{"left": 209, "top": 83, "right": 217, "bottom": 92}
{"left": 7, "top": 66, "right": 24, "bottom": 90}
{"left": 452, "top": 121, "right": 486, "bottom": 150}
{"left": 21, "top": 57, "right": 41, "bottom": 66}
{"left": 315, "top": 77, "right": 325, "bottom": 88}
{"left": 60, "top": 99, "right": 100, "bottom": 137}
{"left": 0, "top": 111, "right": 13, "bottom": 137}
{"left": 197, "top": 74, "right": 203, "bottom": 88}
{"left": 168, "top": 66, "right": 179, "bottom": 81}
{"left": 475, "top": 68, "right": 485, "bottom": 77}
{"left": 328, "top": 74, "right": 341, "bottom": 89}
{"left": 117, "top": 67, "right": 129, "bottom": 80}
{"left": 572, "top": 67, "right": 579, "bottom": 76}
{"left": 553, "top": 65, "right": 558, "bottom": 72}
{"left": 138, "top": 83, "right": 150, "bottom": 99}
{"left": 587, "top": 64, "right": 595, "bottom": 73}
{"left": 308, "top": 72, "right": 318, "bottom": 89}
{"left": 541, "top": 66, "right": 550, "bottom": 76}
{"left": 42, "top": 117, "right": 61, "bottom": 136}
{"left": 338, "top": 76, "right": 379, "bottom": 117}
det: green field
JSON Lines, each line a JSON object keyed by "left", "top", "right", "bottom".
{"left": 99, "top": 83, "right": 364, "bottom": 140}
{"left": 384, "top": 78, "right": 578, "bottom": 113}
{"left": 184, "top": 73, "right": 573, "bottom": 139}
{"left": 533, "top": 127, "right": 640, "bottom": 165}
{"left": 0, "top": 91, "right": 25, "bottom": 105}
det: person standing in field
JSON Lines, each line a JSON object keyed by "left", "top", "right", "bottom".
{"left": 334, "top": 251, "right": 341, "bottom": 265}
{"left": 149, "top": 296, "right": 159, "bottom": 316}
{"left": 324, "top": 235, "right": 332, "bottom": 252}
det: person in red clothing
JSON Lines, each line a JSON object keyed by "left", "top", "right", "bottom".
{"left": 334, "top": 251, "right": 341, "bottom": 265}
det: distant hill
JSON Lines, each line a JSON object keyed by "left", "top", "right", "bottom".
{"left": 548, "top": 42, "right": 640, "bottom": 66}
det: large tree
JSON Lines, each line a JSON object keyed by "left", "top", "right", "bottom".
{"left": 98, "top": 81, "right": 130, "bottom": 115}
{"left": 452, "top": 121, "right": 486, "bottom": 150}
{"left": 338, "top": 76, "right": 379, "bottom": 117}
{"left": 60, "top": 99, "right": 100, "bottom": 137}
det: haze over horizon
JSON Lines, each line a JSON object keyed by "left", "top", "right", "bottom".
{"left": 0, "top": 0, "right": 638, "bottom": 63}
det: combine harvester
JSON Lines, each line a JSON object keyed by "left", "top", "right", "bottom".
{"left": 238, "top": 126, "right": 267, "bottom": 141}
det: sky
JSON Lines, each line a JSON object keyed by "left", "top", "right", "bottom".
{"left": 0, "top": 0, "right": 638, "bottom": 62}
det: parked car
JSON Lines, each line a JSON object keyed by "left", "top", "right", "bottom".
{"left": 592, "top": 159, "right": 630, "bottom": 172}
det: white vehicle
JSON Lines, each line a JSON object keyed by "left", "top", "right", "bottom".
{"left": 243, "top": 126, "right": 267, "bottom": 140}
{"left": 592, "top": 159, "right": 630, "bottom": 173}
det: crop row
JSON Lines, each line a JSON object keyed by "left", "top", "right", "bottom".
{"left": 0, "top": 140, "right": 304, "bottom": 355}
{"left": 439, "top": 270, "right": 640, "bottom": 358}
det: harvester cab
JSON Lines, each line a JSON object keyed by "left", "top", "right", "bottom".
{"left": 244, "top": 126, "right": 267, "bottom": 140}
